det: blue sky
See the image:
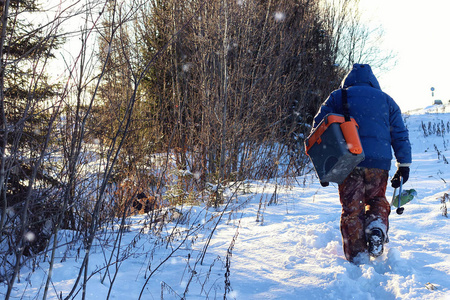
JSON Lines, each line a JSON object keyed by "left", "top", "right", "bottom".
{"left": 359, "top": 0, "right": 450, "bottom": 111}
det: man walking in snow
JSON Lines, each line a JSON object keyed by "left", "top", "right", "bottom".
{"left": 312, "top": 64, "right": 412, "bottom": 264}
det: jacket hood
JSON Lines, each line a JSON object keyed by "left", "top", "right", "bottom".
{"left": 340, "top": 64, "right": 381, "bottom": 90}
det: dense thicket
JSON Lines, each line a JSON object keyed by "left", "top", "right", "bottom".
{"left": 149, "top": 0, "right": 336, "bottom": 177}
{"left": 93, "top": 0, "right": 345, "bottom": 195}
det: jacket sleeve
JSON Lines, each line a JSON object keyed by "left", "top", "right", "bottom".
{"left": 389, "top": 97, "right": 412, "bottom": 166}
{"left": 312, "top": 92, "right": 338, "bottom": 128}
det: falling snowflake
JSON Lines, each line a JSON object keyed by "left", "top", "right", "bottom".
{"left": 193, "top": 171, "right": 202, "bottom": 180}
{"left": 24, "top": 231, "right": 36, "bottom": 242}
{"left": 182, "top": 63, "right": 191, "bottom": 72}
{"left": 274, "top": 11, "right": 286, "bottom": 22}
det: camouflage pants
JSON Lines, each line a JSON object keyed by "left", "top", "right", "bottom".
{"left": 338, "top": 167, "right": 390, "bottom": 262}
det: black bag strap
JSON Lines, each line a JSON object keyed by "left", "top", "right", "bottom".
{"left": 341, "top": 88, "right": 350, "bottom": 122}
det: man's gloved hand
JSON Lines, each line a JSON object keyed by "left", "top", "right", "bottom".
{"left": 391, "top": 166, "right": 410, "bottom": 188}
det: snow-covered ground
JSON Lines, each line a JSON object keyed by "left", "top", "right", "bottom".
{"left": 2, "top": 107, "right": 450, "bottom": 299}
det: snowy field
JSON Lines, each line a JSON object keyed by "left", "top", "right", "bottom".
{"left": 2, "top": 106, "right": 450, "bottom": 299}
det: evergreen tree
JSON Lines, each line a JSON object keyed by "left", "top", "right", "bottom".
{"left": 1, "top": 1, "right": 62, "bottom": 295}
{"left": 1, "top": 0, "right": 61, "bottom": 207}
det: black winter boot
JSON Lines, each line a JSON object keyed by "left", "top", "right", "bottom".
{"left": 368, "top": 228, "right": 385, "bottom": 257}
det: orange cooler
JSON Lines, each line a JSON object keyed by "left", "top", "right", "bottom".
{"left": 305, "top": 113, "right": 365, "bottom": 185}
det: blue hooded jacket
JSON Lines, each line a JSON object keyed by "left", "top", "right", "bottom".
{"left": 313, "top": 64, "right": 412, "bottom": 170}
